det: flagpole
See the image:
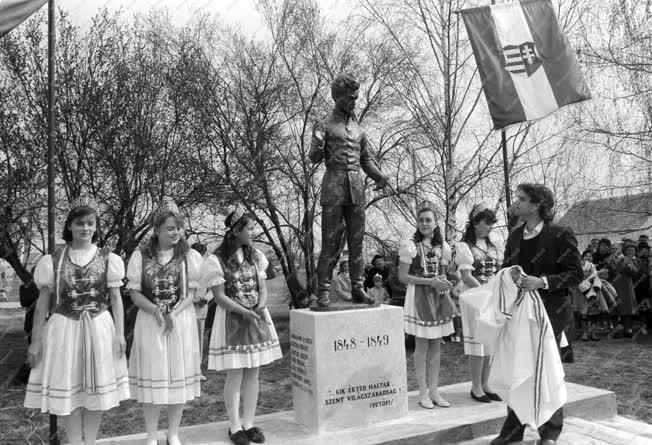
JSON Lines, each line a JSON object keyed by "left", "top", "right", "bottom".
{"left": 47, "top": 0, "right": 58, "bottom": 443}
{"left": 489, "top": 0, "right": 511, "bottom": 210}
{"left": 501, "top": 128, "right": 510, "bottom": 207}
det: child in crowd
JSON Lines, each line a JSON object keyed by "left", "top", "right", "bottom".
{"left": 367, "top": 273, "right": 390, "bottom": 304}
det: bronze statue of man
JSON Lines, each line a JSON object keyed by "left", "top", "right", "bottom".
{"left": 309, "top": 74, "right": 389, "bottom": 308}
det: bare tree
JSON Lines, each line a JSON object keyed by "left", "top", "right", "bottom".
{"left": 578, "top": 0, "right": 652, "bottom": 192}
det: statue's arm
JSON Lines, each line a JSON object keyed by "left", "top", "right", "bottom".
{"left": 360, "top": 132, "right": 388, "bottom": 184}
{"left": 308, "top": 122, "right": 326, "bottom": 163}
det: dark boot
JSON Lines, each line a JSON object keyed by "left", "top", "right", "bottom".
{"left": 492, "top": 408, "right": 525, "bottom": 444}
{"left": 11, "top": 362, "right": 31, "bottom": 386}
{"left": 351, "top": 287, "right": 376, "bottom": 304}
{"left": 310, "top": 290, "right": 330, "bottom": 308}
{"left": 623, "top": 315, "right": 634, "bottom": 337}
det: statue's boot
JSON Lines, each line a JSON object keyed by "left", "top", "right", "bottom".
{"left": 351, "top": 287, "right": 376, "bottom": 304}
{"left": 310, "top": 290, "right": 330, "bottom": 308}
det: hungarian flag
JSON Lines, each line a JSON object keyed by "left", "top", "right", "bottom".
{"left": 461, "top": 0, "right": 591, "bottom": 129}
{"left": 0, "top": 0, "right": 47, "bottom": 37}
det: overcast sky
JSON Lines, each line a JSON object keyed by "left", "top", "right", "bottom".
{"left": 61, "top": 0, "right": 352, "bottom": 38}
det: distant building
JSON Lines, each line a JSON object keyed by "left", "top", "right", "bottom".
{"left": 557, "top": 192, "right": 652, "bottom": 249}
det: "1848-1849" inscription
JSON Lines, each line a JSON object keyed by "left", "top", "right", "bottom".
{"left": 333, "top": 334, "right": 389, "bottom": 352}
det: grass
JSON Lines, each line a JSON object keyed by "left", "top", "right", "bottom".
{"left": 0, "top": 276, "right": 650, "bottom": 443}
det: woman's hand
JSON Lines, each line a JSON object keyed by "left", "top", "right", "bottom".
{"left": 153, "top": 307, "right": 165, "bottom": 328}
{"left": 163, "top": 312, "right": 176, "bottom": 336}
{"left": 254, "top": 306, "right": 273, "bottom": 325}
{"left": 114, "top": 335, "right": 127, "bottom": 358}
{"left": 193, "top": 294, "right": 207, "bottom": 306}
{"left": 430, "top": 277, "right": 453, "bottom": 292}
{"left": 243, "top": 309, "right": 262, "bottom": 322}
{"left": 27, "top": 340, "right": 42, "bottom": 368}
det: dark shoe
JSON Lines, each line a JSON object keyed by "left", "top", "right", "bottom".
{"left": 538, "top": 440, "right": 557, "bottom": 445}
{"left": 590, "top": 333, "right": 600, "bottom": 341}
{"left": 470, "top": 389, "right": 492, "bottom": 403}
{"left": 624, "top": 330, "right": 634, "bottom": 338}
{"left": 351, "top": 288, "right": 375, "bottom": 304}
{"left": 228, "top": 429, "right": 250, "bottom": 445}
{"left": 244, "top": 427, "right": 265, "bottom": 443}
{"left": 484, "top": 391, "right": 502, "bottom": 402}
{"left": 11, "top": 363, "right": 31, "bottom": 386}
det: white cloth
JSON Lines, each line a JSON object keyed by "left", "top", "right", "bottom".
{"left": 24, "top": 311, "right": 130, "bottom": 415}
{"left": 460, "top": 266, "right": 566, "bottom": 428}
{"left": 126, "top": 248, "right": 203, "bottom": 404}
{"left": 455, "top": 240, "right": 503, "bottom": 356}
{"left": 34, "top": 246, "right": 125, "bottom": 289}
{"left": 399, "top": 239, "right": 455, "bottom": 339}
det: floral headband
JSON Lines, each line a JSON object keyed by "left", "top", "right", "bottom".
{"left": 470, "top": 202, "right": 489, "bottom": 220}
{"left": 416, "top": 200, "right": 437, "bottom": 215}
{"left": 227, "top": 204, "right": 247, "bottom": 229}
{"left": 69, "top": 195, "right": 99, "bottom": 213}
{"left": 151, "top": 197, "right": 180, "bottom": 223}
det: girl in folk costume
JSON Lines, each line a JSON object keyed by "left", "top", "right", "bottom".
{"left": 24, "top": 197, "right": 129, "bottom": 445}
{"left": 126, "top": 198, "right": 203, "bottom": 445}
{"left": 398, "top": 202, "right": 458, "bottom": 409}
{"left": 200, "top": 208, "right": 282, "bottom": 445}
{"left": 455, "top": 203, "right": 503, "bottom": 404}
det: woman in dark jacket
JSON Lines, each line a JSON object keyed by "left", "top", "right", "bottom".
{"left": 12, "top": 267, "right": 39, "bottom": 385}
{"left": 612, "top": 242, "right": 639, "bottom": 337}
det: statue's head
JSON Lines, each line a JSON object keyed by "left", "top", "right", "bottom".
{"left": 331, "top": 73, "right": 360, "bottom": 114}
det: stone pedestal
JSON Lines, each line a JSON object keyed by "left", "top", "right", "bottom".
{"left": 290, "top": 305, "right": 408, "bottom": 434}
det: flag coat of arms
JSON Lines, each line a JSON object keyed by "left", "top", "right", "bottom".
{"left": 461, "top": 0, "right": 591, "bottom": 129}
{"left": 0, "top": 0, "right": 47, "bottom": 37}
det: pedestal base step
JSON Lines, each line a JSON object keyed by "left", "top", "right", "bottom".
{"left": 94, "top": 382, "right": 619, "bottom": 445}
{"left": 457, "top": 415, "right": 652, "bottom": 445}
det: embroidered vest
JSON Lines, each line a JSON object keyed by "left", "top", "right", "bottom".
{"left": 467, "top": 242, "right": 500, "bottom": 284}
{"left": 141, "top": 249, "right": 188, "bottom": 313}
{"left": 408, "top": 242, "right": 444, "bottom": 278}
{"left": 219, "top": 254, "right": 260, "bottom": 309}
{"left": 51, "top": 245, "right": 110, "bottom": 320}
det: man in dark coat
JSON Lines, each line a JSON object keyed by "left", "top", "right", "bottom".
{"left": 492, "top": 183, "right": 583, "bottom": 445}
{"left": 12, "top": 270, "right": 39, "bottom": 385}
{"left": 364, "top": 254, "right": 390, "bottom": 292}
